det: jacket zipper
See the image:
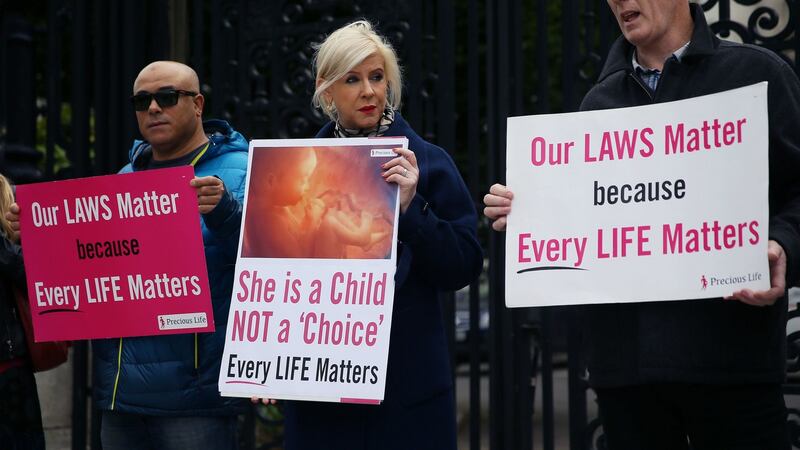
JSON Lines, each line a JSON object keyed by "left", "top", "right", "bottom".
{"left": 110, "top": 338, "right": 123, "bottom": 409}
{"left": 629, "top": 72, "right": 654, "bottom": 101}
{"left": 5, "top": 304, "right": 17, "bottom": 356}
{"left": 189, "top": 145, "right": 207, "bottom": 373}
{"left": 4, "top": 331, "right": 12, "bottom": 356}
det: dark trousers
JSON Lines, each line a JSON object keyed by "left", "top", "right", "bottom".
{"left": 101, "top": 411, "right": 239, "bottom": 450}
{"left": 0, "top": 363, "right": 45, "bottom": 450}
{"left": 284, "top": 387, "right": 457, "bottom": 450}
{"left": 595, "top": 383, "right": 790, "bottom": 450}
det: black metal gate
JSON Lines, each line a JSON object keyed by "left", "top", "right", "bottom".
{"left": 1, "top": 1, "right": 798, "bottom": 449}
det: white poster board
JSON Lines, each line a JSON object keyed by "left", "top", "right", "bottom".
{"left": 219, "top": 137, "right": 406, "bottom": 403}
{"left": 505, "top": 83, "right": 770, "bottom": 307}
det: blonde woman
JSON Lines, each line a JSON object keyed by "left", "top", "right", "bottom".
{"left": 282, "top": 21, "right": 483, "bottom": 450}
{"left": 0, "top": 174, "right": 46, "bottom": 449}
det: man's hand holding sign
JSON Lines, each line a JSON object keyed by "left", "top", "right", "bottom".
{"left": 191, "top": 175, "right": 227, "bottom": 214}
{"left": 726, "top": 240, "right": 786, "bottom": 306}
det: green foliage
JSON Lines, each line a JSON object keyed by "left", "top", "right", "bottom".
{"left": 254, "top": 403, "right": 285, "bottom": 448}
{"left": 35, "top": 103, "right": 97, "bottom": 176}
{"left": 35, "top": 103, "right": 72, "bottom": 175}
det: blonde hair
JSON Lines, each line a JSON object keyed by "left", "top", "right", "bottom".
{"left": 312, "top": 20, "right": 403, "bottom": 120}
{"left": 0, "top": 175, "right": 16, "bottom": 242}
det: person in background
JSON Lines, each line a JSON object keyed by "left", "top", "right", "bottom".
{"left": 0, "top": 173, "right": 46, "bottom": 450}
{"left": 484, "top": 1, "right": 800, "bottom": 449}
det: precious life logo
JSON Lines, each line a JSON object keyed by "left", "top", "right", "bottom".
{"left": 157, "top": 313, "right": 208, "bottom": 330}
{"left": 701, "top": 275, "right": 708, "bottom": 290}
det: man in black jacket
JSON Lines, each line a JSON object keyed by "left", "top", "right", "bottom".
{"left": 484, "top": 1, "right": 800, "bottom": 449}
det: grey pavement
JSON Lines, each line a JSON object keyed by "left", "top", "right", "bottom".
{"left": 455, "top": 364, "right": 584, "bottom": 450}
{"left": 36, "top": 352, "right": 73, "bottom": 450}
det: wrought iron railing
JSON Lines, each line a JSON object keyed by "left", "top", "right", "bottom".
{"left": 0, "top": 1, "right": 797, "bottom": 449}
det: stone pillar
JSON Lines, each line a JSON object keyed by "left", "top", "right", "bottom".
{"left": 35, "top": 350, "right": 74, "bottom": 449}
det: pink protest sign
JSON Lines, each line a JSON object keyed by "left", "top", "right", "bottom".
{"left": 15, "top": 166, "right": 214, "bottom": 341}
{"left": 219, "top": 137, "right": 405, "bottom": 403}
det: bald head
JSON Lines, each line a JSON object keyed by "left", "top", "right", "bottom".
{"left": 133, "top": 61, "right": 200, "bottom": 94}
{"left": 132, "top": 60, "right": 207, "bottom": 160}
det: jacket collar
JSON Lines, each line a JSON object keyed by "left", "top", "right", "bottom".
{"left": 317, "top": 112, "right": 412, "bottom": 138}
{"left": 597, "top": 3, "right": 718, "bottom": 82}
{"left": 129, "top": 119, "right": 240, "bottom": 168}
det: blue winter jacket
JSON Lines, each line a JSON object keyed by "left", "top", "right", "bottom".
{"left": 92, "top": 120, "right": 249, "bottom": 415}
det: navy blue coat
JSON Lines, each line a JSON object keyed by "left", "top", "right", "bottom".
{"left": 93, "top": 120, "right": 249, "bottom": 415}
{"left": 283, "top": 113, "right": 483, "bottom": 450}
{"left": 580, "top": 4, "right": 800, "bottom": 388}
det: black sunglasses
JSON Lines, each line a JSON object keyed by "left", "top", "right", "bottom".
{"left": 130, "top": 89, "right": 198, "bottom": 111}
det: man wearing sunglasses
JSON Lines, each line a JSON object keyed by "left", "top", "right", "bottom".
{"left": 92, "top": 61, "right": 248, "bottom": 450}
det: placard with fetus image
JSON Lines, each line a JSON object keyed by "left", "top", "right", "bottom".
{"left": 241, "top": 143, "right": 399, "bottom": 260}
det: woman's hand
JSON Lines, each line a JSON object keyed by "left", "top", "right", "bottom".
{"left": 250, "top": 396, "right": 277, "bottom": 405}
{"left": 5, "top": 202, "right": 21, "bottom": 242}
{"left": 382, "top": 148, "right": 418, "bottom": 213}
{"left": 483, "top": 184, "right": 514, "bottom": 231}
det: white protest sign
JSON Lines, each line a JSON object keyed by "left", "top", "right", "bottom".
{"left": 219, "top": 137, "right": 406, "bottom": 403}
{"left": 505, "top": 83, "right": 770, "bottom": 307}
